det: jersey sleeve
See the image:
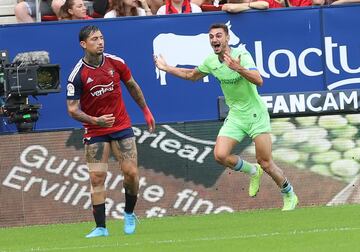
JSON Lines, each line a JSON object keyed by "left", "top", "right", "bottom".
{"left": 108, "top": 55, "right": 132, "bottom": 83}
{"left": 119, "top": 62, "right": 132, "bottom": 83}
{"left": 66, "top": 67, "right": 82, "bottom": 100}
{"left": 239, "top": 49, "right": 257, "bottom": 70}
{"left": 196, "top": 56, "right": 211, "bottom": 75}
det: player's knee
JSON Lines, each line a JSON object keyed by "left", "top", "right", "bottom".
{"left": 123, "top": 166, "right": 139, "bottom": 180}
{"left": 214, "top": 152, "right": 227, "bottom": 166}
{"left": 90, "top": 175, "right": 105, "bottom": 186}
{"left": 89, "top": 171, "right": 107, "bottom": 186}
{"left": 256, "top": 158, "right": 272, "bottom": 172}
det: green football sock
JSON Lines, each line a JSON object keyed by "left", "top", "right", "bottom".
{"left": 234, "top": 157, "right": 256, "bottom": 175}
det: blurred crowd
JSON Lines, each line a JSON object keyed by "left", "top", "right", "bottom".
{"left": 11, "top": 0, "right": 360, "bottom": 23}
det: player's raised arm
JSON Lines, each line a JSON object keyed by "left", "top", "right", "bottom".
{"left": 124, "top": 76, "right": 155, "bottom": 133}
{"left": 154, "top": 54, "right": 206, "bottom": 81}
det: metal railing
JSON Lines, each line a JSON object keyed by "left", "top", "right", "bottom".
{"left": 35, "top": 0, "right": 40, "bottom": 22}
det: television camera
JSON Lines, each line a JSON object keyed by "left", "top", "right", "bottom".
{"left": 0, "top": 50, "right": 60, "bottom": 132}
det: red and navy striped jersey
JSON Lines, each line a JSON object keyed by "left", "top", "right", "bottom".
{"left": 67, "top": 53, "right": 132, "bottom": 137}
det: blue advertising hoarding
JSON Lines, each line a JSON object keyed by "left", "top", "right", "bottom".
{"left": 0, "top": 5, "right": 359, "bottom": 132}
{"left": 322, "top": 6, "right": 360, "bottom": 91}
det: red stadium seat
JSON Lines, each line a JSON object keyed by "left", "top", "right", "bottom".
{"left": 41, "top": 11, "right": 103, "bottom": 21}
{"left": 91, "top": 11, "right": 104, "bottom": 18}
{"left": 41, "top": 15, "right": 58, "bottom": 21}
{"left": 201, "top": 4, "right": 223, "bottom": 11}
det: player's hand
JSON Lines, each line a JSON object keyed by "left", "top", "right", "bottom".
{"left": 142, "top": 106, "right": 155, "bottom": 133}
{"left": 154, "top": 54, "right": 168, "bottom": 71}
{"left": 223, "top": 52, "right": 242, "bottom": 71}
{"left": 96, "top": 114, "right": 115, "bottom": 127}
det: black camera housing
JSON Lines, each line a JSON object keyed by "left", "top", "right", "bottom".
{"left": 4, "top": 64, "right": 60, "bottom": 96}
{"left": 0, "top": 50, "right": 61, "bottom": 132}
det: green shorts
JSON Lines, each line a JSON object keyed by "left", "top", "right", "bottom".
{"left": 218, "top": 110, "right": 271, "bottom": 142}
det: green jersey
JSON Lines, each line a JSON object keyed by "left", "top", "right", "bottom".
{"left": 197, "top": 46, "right": 267, "bottom": 123}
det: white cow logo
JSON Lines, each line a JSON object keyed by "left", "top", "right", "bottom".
{"left": 153, "top": 21, "right": 240, "bottom": 85}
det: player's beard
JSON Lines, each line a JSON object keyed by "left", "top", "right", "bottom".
{"left": 85, "top": 51, "right": 103, "bottom": 66}
{"left": 96, "top": 48, "right": 104, "bottom": 55}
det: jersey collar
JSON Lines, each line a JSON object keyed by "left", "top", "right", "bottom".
{"left": 82, "top": 54, "right": 105, "bottom": 69}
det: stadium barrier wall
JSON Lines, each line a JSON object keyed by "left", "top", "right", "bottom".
{"left": 0, "top": 5, "right": 359, "bottom": 131}
{"left": 1, "top": 116, "right": 359, "bottom": 227}
{"left": 1, "top": 6, "right": 360, "bottom": 227}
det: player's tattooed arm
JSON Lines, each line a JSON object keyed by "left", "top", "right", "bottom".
{"left": 66, "top": 99, "right": 115, "bottom": 127}
{"left": 125, "top": 76, "right": 156, "bottom": 133}
{"left": 124, "top": 76, "right": 148, "bottom": 109}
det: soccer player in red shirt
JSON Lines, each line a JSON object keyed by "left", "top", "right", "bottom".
{"left": 66, "top": 25, "right": 155, "bottom": 238}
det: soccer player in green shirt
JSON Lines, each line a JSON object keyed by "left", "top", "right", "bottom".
{"left": 154, "top": 23, "right": 298, "bottom": 211}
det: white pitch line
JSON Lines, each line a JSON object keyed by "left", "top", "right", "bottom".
{"left": 327, "top": 176, "right": 359, "bottom": 206}
{"left": 1, "top": 226, "right": 360, "bottom": 252}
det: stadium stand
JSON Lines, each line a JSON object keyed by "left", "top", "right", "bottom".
{"left": 42, "top": 0, "right": 98, "bottom": 21}
{"left": 0, "top": 0, "right": 17, "bottom": 24}
{"left": 200, "top": 3, "right": 223, "bottom": 11}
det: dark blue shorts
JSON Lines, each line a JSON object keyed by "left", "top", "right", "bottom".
{"left": 83, "top": 128, "right": 134, "bottom": 145}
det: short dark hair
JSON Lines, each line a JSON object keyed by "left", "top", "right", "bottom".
{"left": 209, "top": 23, "right": 229, "bottom": 35}
{"left": 79, "top": 25, "right": 101, "bottom": 42}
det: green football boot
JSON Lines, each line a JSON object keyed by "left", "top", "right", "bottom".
{"left": 249, "top": 164, "right": 263, "bottom": 197}
{"left": 282, "top": 192, "right": 299, "bottom": 211}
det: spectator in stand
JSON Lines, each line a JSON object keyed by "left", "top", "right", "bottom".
{"left": 104, "top": 0, "right": 153, "bottom": 17}
{"left": 264, "top": 0, "right": 312, "bottom": 8}
{"left": 312, "top": 0, "right": 360, "bottom": 5}
{"left": 59, "top": 0, "right": 93, "bottom": 20}
{"left": 312, "top": 0, "right": 327, "bottom": 4}
{"left": 156, "top": 0, "right": 202, "bottom": 14}
{"left": 92, "top": 0, "right": 110, "bottom": 16}
{"left": 15, "top": 0, "right": 65, "bottom": 23}
{"left": 147, "top": 0, "right": 164, "bottom": 14}
{"left": 222, "top": 0, "right": 269, "bottom": 12}
{"left": 331, "top": 0, "right": 360, "bottom": 4}
{"left": 93, "top": 0, "right": 162, "bottom": 16}
{"left": 198, "top": 0, "right": 311, "bottom": 10}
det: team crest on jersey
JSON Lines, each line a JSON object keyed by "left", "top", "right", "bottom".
{"left": 109, "top": 69, "right": 115, "bottom": 77}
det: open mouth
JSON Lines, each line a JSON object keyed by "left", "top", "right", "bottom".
{"left": 213, "top": 44, "right": 221, "bottom": 50}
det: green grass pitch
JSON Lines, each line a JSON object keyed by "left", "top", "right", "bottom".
{"left": 1, "top": 204, "right": 360, "bottom": 252}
